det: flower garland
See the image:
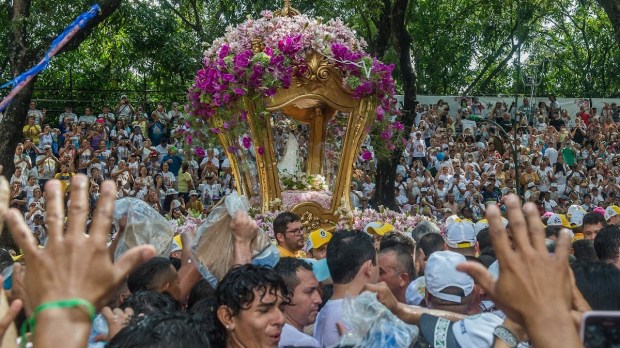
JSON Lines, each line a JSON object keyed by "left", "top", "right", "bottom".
{"left": 280, "top": 172, "right": 329, "bottom": 191}
{"left": 187, "top": 11, "right": 403, "bottom": 155}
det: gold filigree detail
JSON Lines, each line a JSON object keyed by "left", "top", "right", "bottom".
{"left": 274, "top": 0, "right": 301, "bottom": 17}
{"left": 300, "top": 211, "right": 324, "bottom": 231}
{"left": 297, "top": 52, "right": 334, "bottom": 89}
{"left": 251, "top": 37, "right": 264, "bottom": 54}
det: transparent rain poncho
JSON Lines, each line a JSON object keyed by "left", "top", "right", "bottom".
{"left": 337, "top": 291, "right": 419, "bottom": 347}
{"left": 112, "top": 198, "right": 175, "bottom": 261}
{"left": 190, "top": 193, "right": 279, "bottom": 288}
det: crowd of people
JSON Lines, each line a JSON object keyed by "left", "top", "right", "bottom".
{"left": 0, "top": 94, "right": 619, "bottom": 347}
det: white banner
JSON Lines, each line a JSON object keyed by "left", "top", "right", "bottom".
{"left": 394, "top": 95, "right": 620, "bottom": 120}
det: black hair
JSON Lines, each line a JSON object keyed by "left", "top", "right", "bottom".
{"left": 380, "top": 231, "right": 415, "bottom": 255}
{"left": 545, "top": 226, "right": 562, "bottom": 239}
{"left": 120, "top": 291, "right": 180, "bottom": 315}
{"left": 187, "top": 298, "right": 226, "bottom": 348}
{"left": 572, "top": 240, "right": 598, "bottom": 262}
{"left": 582, "top": 212, "right": 606, "bottom": 227}
{"left": 169, "top": 257, "right": 181, "bottom": 271}
{"left": 127, "top": 257, "right": 175, "bottom": 294}
{"left": 274, "top": 257, "right": 314, "bottom": 293}
{"left": 320, "top": 284, "right": 333, "bottom": 311}
{"left": 593, "top": 225, "right": 620, "bottom": 263}
{"left": 0, "top": 249, "right": 13, "bottom": 269}
{"left": 187, "top": 279, "right": 216, "bottom": 310}
{"left": 477, "top": 254, "right": 496, "bottom": 268}
{"left": 476, "top": 228, "right": 492, "bottom": 251}
{"left": 418, "top": 233, "right": 445, "bottom": 261}
{"left": 273, "top": 212, "right": 301, "bottom": 237}
{"left": 107, "top": 311, "right": 211, "bottom": 348}
{"left": 380, "top": 247, "right": 416, "bottom": 281}
{"left": 572, "top": 261, "right": 620, "bottom": 310}
{"left": 326, "top": 230, "right": 376, "bottom": 284}
{"left": 216, "top": 264, "right": 290, "bottom": 317}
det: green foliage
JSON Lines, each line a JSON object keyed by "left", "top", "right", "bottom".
{"left": 2, "top": 0, "right": 620, "bottom": 116}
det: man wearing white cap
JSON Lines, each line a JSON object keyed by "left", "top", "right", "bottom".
{"left": 547, "top": 213, "right": 572, "bottom": 229}
{"left": 424, "top": 251, "right": 480, "bottom": 314}
{"left": 605, "top": 205, "right": 620, "bottom": 225}
{"left": 445, "top": 220, "right": 478, "bottom": 257}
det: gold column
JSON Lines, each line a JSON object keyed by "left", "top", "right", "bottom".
{"left": 307, "top": 106, "right": 324, "bottom": 174}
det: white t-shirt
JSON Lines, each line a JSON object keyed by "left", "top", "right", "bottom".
{"left": 155, "top": 144, "right": 169, "bottom": 163}
{"left": 545, "top": 147, "right": 558, "bottom": 165}
{"left": 279, "top": 323, "right": 321, "bottom": 348}
{"left": 313, "top": 299, "right": 344, "bottom": 348}
{"left": 161, "top": 171, "right": 176, "bottom": 188}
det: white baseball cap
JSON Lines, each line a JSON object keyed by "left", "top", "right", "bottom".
{"left": 473, "top": 217, "right": 508, "bottom": 235}
{"left": 446, "top": 221, "right": 476, "bottom": 249}
{"left": 547, "top": 213, "right": 571, "bottom": 228}
{"left": 570, "top": 211, "right": 585, "bottom": 227}
{"left": 425, "top": 251, "right": 474, "bottom": 303}
{"left": 568, "top": 204, "right": 587, "bottom": 218}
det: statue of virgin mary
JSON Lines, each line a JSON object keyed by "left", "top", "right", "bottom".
{"left": 278, "top": 130, "right": 300, "bottom": 175}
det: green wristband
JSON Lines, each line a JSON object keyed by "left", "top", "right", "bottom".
{"left": 20, "top": 298, "right": 96, "bottom": 348}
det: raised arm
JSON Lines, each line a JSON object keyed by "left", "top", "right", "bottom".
{"left": 5, "top": 175, "right": 155, "bottom": 348}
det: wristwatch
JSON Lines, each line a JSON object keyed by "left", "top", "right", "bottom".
{"left": 493, "top": 325, "right": 519, "bottom": 348}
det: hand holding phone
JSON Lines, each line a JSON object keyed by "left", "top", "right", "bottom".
{"left": 581, "top": 311, "right": 620, "bottom": 347}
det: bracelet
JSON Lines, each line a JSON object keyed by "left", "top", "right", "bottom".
{"left": 493, "top": 325, "right": 519, "bottom": 348}
{"left": 20, "top": 298, "right": 96, "bottom": 348}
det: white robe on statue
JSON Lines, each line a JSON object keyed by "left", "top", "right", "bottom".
{"left": 278, "top": 131, "right": 299, "bottom": 175}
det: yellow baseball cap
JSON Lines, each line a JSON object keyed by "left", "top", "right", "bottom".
{"left": 171, "top": 235, "right": 183, "bottom": 253}
{"left": 306, "top": 229, "right": 332, "bottom": 251}
{"left": 364, "top": 222, "right": 394, "bottom": 236}
{"left": 605, "top": 205, "right": 620, "bottom": 221}
{"left": 547, "top": 214, "right": 572, "bottom": 229}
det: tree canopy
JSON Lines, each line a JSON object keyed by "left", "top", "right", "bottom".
{"left": 2, "top": 0, "right": 619, "bottom": 115}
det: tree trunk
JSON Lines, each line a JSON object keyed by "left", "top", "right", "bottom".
{"left": 0, "top": 0, "right": 123, "bottom": 176}
{"left": 373, "top": 0, "right": 392, "bottom": 58}
{"left": 598, "top": 0, "right": 620, "bottom": 44}
{"left": 476, "top": 42, "right": 523, "bottom": 93}
{"left": 371, "top": 0, "right": 416, "bottom": 211}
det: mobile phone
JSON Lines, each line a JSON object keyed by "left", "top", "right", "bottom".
{"left": 580, "top": 311, "right": 620, "bottom": 347}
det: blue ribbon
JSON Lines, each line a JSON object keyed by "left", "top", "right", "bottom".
{"left": 0, "top": 4, "right": 100, "bottom": 111}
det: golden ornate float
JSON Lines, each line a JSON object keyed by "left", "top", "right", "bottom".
{"left": 190, "top": 1, "right": 397, "bottom": 230}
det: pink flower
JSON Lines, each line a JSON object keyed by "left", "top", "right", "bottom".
{"left": 380, "top": 130, "right": 391, "bottom": 140}
{"left": 393, "top": 121, "right": 404, "bottom": 130}
{"left": 242, "top": 136, "right": 252, "bottom": 149}
{"left": 185, "top": 134, "right": 193, "bottom": 144}
{"left": 218, "top": 45, "right": 230, "bottom": 59}
{"left": 223, "top": 122, "right": 231, "bottom": 130}
{"left": 257, "top": 146, "right": 265, "bottom": 155}
{"left": 210, "top": 128, "right": 221, "bottom": 134}
{"left": 376, "top": 106, "right": 384, "bottom": 121}
{"left": 194, "top": 147, "right": 205, "bottom": 158}
{"left": 361, "top": 150, "right": 373, "bottom": 161}
{"left": 233, "top": 87, "right": 245, "bottom": 96}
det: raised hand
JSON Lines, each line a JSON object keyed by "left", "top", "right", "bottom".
{"left": 5, "top": 175, "right": 155, "bottom": 347}
{"left": 99, "top": 306, "right": 134, "bottom": 341}
{"left": 456, "top": 194, "right": 581, "bottom": 348}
